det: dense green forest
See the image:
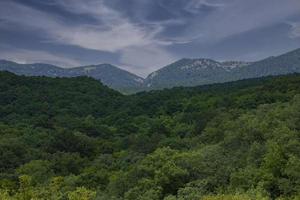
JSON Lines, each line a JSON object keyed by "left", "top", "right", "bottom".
{"left": 0, "top": 71, "right": 299, "bottom": 200}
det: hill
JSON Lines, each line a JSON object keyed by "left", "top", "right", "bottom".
{"left": 0, "top": 72, "right": 300, "bottom": 199}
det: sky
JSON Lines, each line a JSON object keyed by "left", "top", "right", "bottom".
{"left": 0, "top": 0, "right": 300, "bottom": 77}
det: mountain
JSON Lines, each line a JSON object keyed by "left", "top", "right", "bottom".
{"left": 1, "top": 48, "right": 300, "bottom": 92}
{"left": 66, "top": 64, "right": 144, "bottom": 93}
{"left": 0, "top": 60, "right": 65, "bottom": 76}
{"left": 0, "top": 60, "right": 144, "bottom": 92}
{"left": 144, "top": 48, "right": 300, "bottom": 89}
{"left": 144, "top": 58, "right": 252, "bottom": 89}
{"left": 232, "top": 48, "right": 300, "bottom": 80}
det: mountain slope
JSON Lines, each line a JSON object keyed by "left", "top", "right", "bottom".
{"left": 67, "top": 64, "right": 144, "bottom": 92}
{"left": 232, "top": 48, "right": 300, "bottom": 79}
{"left": 144, "top": 58, "right": 251, "bottom": 89}
{"left": 0, "top": 60, "right": 144, "bottom": 92}
{"left": 144, "top": 48, "right": 300, "bottom": 89}
{"left": 0, "top": 60, "right": 65, "bottom": 76}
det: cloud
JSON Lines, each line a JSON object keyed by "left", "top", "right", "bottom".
{"left": 184, "top": 0, "right": 225, "bottom": 14}
{"left": 184, "top": 0, "right": 300, "bottom": 43}
{"left": 0, "top": 0, "right": 170, "bottom": 52}
{"left": 288, "top": 22, "right": 300, "bottom": 38}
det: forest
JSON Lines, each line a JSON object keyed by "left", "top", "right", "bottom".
{"left": 0, "top": 71, "right": 299, "bottom": 200}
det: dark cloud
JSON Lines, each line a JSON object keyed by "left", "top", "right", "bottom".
{"left": 0, "top": 0, "right": 299, "bottom": 77}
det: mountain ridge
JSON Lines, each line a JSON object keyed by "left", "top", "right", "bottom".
{"left": 143, "top": 48, "right": 300, "bottom": 90}
{"left": 1, "top": 48, "right": 300, "bottom": 92}
{"left": 0, "top": 60, "right": 144, "bottom": 93}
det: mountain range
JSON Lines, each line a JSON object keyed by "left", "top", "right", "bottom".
{"left": 1, "top": 48, "right": 300, "bottom": 93}
{"left": 0, "top": 60, "right": 143, "bottom": 92}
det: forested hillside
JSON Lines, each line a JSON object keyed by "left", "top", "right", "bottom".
{"left": 0, "top": 71, "right": 300, "bottom": 200}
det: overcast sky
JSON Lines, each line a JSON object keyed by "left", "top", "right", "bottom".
{"left": 0, "top": 0, "right": 300, "bottom": 77}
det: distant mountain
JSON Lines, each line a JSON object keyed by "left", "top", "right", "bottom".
{"left": 0, "top": 60, "right": 65, "bottom": 76}
{"left": 144, "top": 58, "right": 252, "bottom": 89}
{"left": 1, "top": 48, "right": 300, "bottom": 92}
{"left": 231, "top": 48, "right": 300, "bottom": 80}
{"left": 0, "top": 61, "right": 144, "bottom": 92}
{"left": 66, "top": 65, "right": 144, "bottom": 93}
{"left": 144, "top": 48, "right": 300, "bottom": 89}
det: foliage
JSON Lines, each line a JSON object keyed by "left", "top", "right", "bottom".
{"left": 0, "top": 71, "right": 300, "bottom": 199}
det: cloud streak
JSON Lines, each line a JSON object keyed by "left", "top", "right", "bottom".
{"left": 185, "top": 0, "right": 300, "bottom": 43}
{"left": 0, "top": 0, "right": 164, "bottom": 52}
{"left": 288, "top": 22, "right": 300, "bottom": 38}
